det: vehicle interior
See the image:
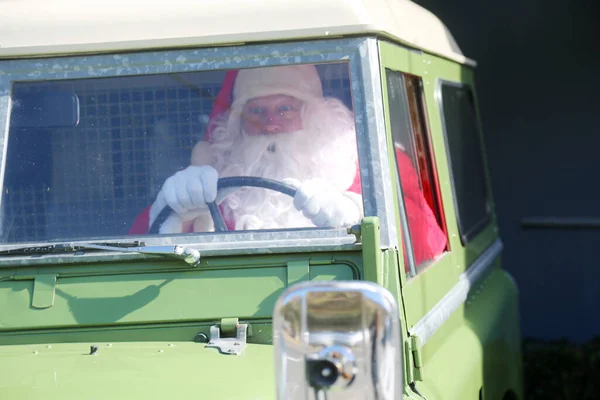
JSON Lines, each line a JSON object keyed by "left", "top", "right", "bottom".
{"left": 2, "top": 63, "right": 353, "bottom": 243}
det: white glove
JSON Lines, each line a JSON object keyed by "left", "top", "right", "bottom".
{"left": 149, "top": 165, "right": 219, "bottom": 232}
{"left": 285, "top": 178, "right": 363, "bottom": 228}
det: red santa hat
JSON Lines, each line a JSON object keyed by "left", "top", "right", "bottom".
{"left": 232, "top": 64, "right": 323, "bottom": 107}
{"left": 206, "top": 64, "right": 323, "bottom": 141}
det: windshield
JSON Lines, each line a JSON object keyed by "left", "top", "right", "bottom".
{"left": 1, "top": 58, "right": 363, "bottom": 244}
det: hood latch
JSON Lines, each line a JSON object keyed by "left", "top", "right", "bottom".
{"left": 206, "top": 318, "right": 248, "bottom": 355}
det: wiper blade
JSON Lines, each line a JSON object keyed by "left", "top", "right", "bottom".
{"left": 0, "top": 241, "right": 201, "bottom": 267}
{"left": 0, "top": 241, "right": 145, "bottom": 255}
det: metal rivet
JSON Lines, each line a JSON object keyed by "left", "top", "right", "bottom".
{"left": 158, "top": 349, "right": 164, "bottom": 353}
{"left": 46, "top": 345, "right": 52, "bottom": 349}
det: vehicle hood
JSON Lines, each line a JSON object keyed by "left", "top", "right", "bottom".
{"left": 0, "top": 341, "right": 275, "bottom": 399}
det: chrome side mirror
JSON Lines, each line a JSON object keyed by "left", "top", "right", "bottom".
{"left": 273, "top": 281, "right": 403, "bottom": 399}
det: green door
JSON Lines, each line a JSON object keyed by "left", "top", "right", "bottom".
{"left": 378, "top": 40, "right": 519, "bottom": 400}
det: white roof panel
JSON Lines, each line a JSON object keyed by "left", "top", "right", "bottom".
{"left": 0, "top": 0, "right": 475, "bottom": 65}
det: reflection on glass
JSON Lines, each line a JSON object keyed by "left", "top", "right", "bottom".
{"left": 440, "top": 83, "right": 491, "bottom": 243}
{"left": 2, "top": 62, "right": 363, "bottom": 243}
{"left": 385, "top": 70, "right": 447, "bottom": 276}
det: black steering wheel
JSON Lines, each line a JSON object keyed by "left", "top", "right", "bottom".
{"left": 149, "top": 176, "right": 298, "bottom": 234}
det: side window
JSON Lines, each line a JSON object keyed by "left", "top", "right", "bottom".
{"left": 386, "top": 69, "right": 448, "bottom": 277}
{"left": 439, "top": 83, "right": 491, "bottom": 244}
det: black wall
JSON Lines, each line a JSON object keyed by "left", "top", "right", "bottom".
{"left": 413, "top": 0, "right": 600, "bottom": 341}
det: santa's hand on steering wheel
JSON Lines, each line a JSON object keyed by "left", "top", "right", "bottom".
{"left": 149, "top": 166, "right": 363, "bottom": 233}
{"left": 283, "top": 178, "right": 363, "bottom": 228}
{"left": 149, "top": 165, "right": 219, "bottom": 232}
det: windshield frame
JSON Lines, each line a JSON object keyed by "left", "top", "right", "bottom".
{"left": 0, "top": 37, "right": 398, "bottom": 265}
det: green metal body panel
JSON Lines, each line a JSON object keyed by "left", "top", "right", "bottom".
{"left": 0, "top": 253, "right": 362, "bottom": 398}
{"left": 0, "top": 342, "right": 275, "bottom": 399}
{"left": 0, "top": 254, "right": 361, "bottom": 337}
{"left": 379, "top": 40, "right": 522, "bottom": 400}
{"left": 411, "top": 265, "right": 523, "bottom": 400}
{"left": 0, "top": 36, "right": 522, "bottom": 400}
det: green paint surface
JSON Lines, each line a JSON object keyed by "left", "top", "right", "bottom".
{"left": 0, "top": 341, "right": 276, "bottom": 399}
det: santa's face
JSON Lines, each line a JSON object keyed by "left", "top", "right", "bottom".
{"left": 241, "top": 95, "right": 304, "bottom": 135}
{"left": 206, "top": 94, "right": 359, "bottom": 231}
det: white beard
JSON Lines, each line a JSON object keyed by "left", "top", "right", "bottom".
{"left": 207, "top": 97, "right": 358, "bottom": 231}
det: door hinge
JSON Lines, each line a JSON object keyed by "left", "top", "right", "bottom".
{"left": 12, "top": 272, "right": 58, "bottom": 309}
{"left": 405, "top": 335, "right": 424, "bottom": 382}
{"left": 287, "top": 260, "right": 310, "bottom": 287}
{"left": 286, "top": 257, "right": 334, "bottom": 287}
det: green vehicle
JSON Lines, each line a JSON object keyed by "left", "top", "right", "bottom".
{"left": 0, "top": 0, "right": 523, "bottom": 398}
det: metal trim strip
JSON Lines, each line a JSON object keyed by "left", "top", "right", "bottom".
{"left": 408, "top": 238, "right": 503, "bottom": 347}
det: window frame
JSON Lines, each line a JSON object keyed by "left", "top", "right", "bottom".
{"left": 384, "top": 69, "right": 419, "bottom": 277}
{"left": 384, "top": 69, "right": 449, "bottom": 278}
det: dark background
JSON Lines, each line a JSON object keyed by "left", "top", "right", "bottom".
{"left": 413, "top": 0, "right": 600, "bottom": 342}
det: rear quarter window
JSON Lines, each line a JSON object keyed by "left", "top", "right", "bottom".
{"left": 439, "top": 82, "right": 491, "bottom": 244}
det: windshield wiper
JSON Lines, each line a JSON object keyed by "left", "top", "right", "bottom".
{"left": 0, "top": 241, "right": 201, "bottom": 267}
{"left": 0, "top": 241, "right": 144, "bottom": 255}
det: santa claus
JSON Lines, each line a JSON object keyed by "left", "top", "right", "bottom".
{"left": 129, "top": 63, "right": 446, "bottom": 266}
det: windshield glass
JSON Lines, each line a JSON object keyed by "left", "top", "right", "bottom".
{"left": 1, "top": 61, "right": 362, "bottom": 244}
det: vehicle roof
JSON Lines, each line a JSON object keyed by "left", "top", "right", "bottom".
{"left": 0, "top": 0, "right": 475, "bottom": 66}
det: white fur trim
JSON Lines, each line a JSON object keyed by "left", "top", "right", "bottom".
{"left": 233, "top": 64, "right": 323, "bottom": 106}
